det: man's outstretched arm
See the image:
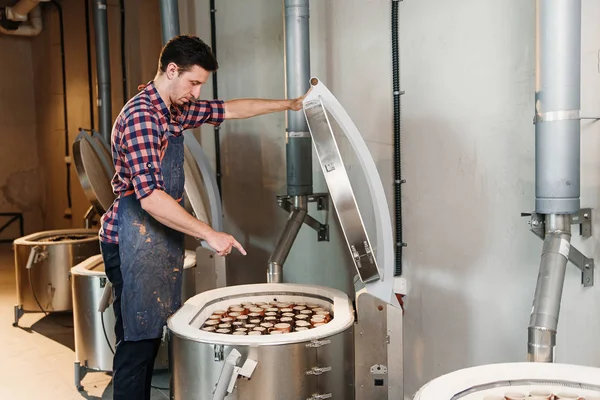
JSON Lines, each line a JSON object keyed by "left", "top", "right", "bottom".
{"left": 224, "top": 93, "right": 307, "bottom": 119}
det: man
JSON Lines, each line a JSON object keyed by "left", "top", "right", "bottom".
{"left": 99, "top": 35, "right": 306, "bottom": 399}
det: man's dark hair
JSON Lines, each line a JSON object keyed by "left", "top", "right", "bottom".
{"left": 158, "top": 35, "right": 218, "bottom": 73}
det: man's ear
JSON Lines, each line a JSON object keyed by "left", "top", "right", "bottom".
{"left": 166, "top": 62, "right": 179, "bottom": 80}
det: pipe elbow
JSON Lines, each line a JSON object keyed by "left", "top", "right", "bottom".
{"left": 0, "top": 5, "right": 42, "bottom": 36}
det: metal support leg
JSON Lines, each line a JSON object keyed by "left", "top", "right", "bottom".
{"left": 13, "top": 305, "right": 23, "bottom": 327}
{"left": 74, "top": 361, "right": 87, "bottom": 391}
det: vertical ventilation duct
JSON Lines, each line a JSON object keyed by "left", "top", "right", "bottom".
{"left": 267, "top": 0, "right": 312, "bottom": 283}
{"left": 93, "top": 0, "right": 112, "bottom": 144}
{"left": 284, "top": 0, "right": 312, "bottom": 197}
{"left": 159, "top": 0, "right": 179, "bottom": 45}
{"left": 528, "top": 0, "right": 581, "bottom": 363}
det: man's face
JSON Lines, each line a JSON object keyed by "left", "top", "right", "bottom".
{"left": 170, "top": 64, "right": 210, "bottom": 106}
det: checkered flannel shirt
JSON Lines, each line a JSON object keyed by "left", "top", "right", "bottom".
{"left": 99, "top": 81, "right": 225, "bottom": 244}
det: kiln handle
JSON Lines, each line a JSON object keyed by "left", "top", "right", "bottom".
{"left": 25, "top": 245, "right": 47, "bottom": 269}
{"left": 98, "top": 280, "right": 113, "bottom": 312}
{"left": 212, "top": 349, "right": 242, "bottom": 400}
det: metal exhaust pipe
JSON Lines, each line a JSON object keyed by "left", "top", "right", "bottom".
{"left": 159, "top": 0, "right": 179, "bottom": 45}
{"left": 284, "top": 0, "right": 312, "bottom": 197}
{"left": 528, "top": 214, "right": 571, "bottom": 362}
{"left": 529, "top": 0, "right": 581, "bottom": 362}
{"left": 93, "top": 0, "right": 112, "bottom": 144}
{"left": 267, "top": 196, "right": 307, "bottom": 283}
{"left": 267, "top": 0, "right": 312, "bottom": 283}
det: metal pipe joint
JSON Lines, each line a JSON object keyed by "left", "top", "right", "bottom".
{"left": 528, "top": 214, "right": 571, "bottom": 362}
{"left": 267, "top": 196, "right": 308, "bottom": 283}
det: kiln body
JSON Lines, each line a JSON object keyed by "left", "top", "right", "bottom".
{"left": 71, "top": 250, "right": 198, "bottom": 389}
{"left": 13, "top": 229, "right": 99, "bottom": 324}
{"left": 168, "top": 283, "right": 355, "bottom": 400}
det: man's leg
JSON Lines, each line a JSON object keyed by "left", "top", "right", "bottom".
{"left": 100, "top": 242, "right": 161, "bottom": 400}
{"left": 144, "top": 338, "right": 163, "bottom": 397}
{"left": 113, "top": 338, "right": 162, "bottom": 400}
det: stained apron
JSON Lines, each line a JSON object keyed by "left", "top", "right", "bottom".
{"left": 117, "top": 132, "right": 185, "bottom": 341}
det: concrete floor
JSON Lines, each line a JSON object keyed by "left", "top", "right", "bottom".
{"left": 0, "top": 243, "right": 170, "bottom": 399}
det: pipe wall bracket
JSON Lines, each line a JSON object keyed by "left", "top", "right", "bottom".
{"left": 277, "top": 193, "right": 329, "bottom": 242}
{"left": 522, "top": 209, "right": 594, "bottom": 287}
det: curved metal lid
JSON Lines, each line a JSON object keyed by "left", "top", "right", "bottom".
{"left": 302, "top": 77, "right": 396, "bottom": 305}
{"left": 183, "top": 144, "right": 211, "bottom": 226}
{"left": 183, "top": 132, "right": 224, "bottom": 232}
{"left": 73, "top": 130, "right": 116, "bottom": 214}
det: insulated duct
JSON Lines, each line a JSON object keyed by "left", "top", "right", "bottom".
{"left": 267, "top": 0, "right": 312, "bottom": 283}
{"left": 159, "top": 0, "right": 179, "bottom": 45}
{"left": 528, "top": 0, "right": 581, "bottom": 363}
{"left": 93, "top": 0, "right": 112, "bottom": 144}
{"left": 284, "top": 0, "right": 312, "bottom": 197}
{"left": 534, "top": 0, "right": 581, "bottom": 215}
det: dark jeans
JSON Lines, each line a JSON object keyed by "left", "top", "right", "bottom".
{"left": 100, "top": 241, "right": 162, "bottom": 400}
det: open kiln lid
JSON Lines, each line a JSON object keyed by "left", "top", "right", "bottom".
{"left": 72, "top": 130, "right": 223, "bottom": 231}
{"left": 302, "top": 78, "right": 396, "bottom": 305}
{"left": 73, "top": 130, "right": 115, "bottom": 214}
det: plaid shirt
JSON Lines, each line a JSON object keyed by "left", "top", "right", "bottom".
{"left": 99, "top": 82, "right": 225, "bottom": 244}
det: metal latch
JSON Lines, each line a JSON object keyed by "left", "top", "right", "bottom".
{"left": 370, "top": 364, "right": 388, "bottom": 375}
{"left": 305, "top": 366, "right": 332, "bottom": 376}
{"left": 305, "top": 339, "right": 331, "bottom": 348}
{"left": 214, "top": 344, "right": 224, "bottom": 361}
{"left": 307, "top": 394, "right": 332, "bottom": 400}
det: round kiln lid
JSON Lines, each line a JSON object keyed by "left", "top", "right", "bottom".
{"left": 73, "top": 130, "right": 115, "bottom": 214}
{"left": 413, "top": 362, "right": 600, "bottom": 399}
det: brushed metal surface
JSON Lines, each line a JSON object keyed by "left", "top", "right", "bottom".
{"left": 195, "top": 247, "right": 226, "bottom": 293}
{"left": 183, "top": 145, "right": 211, "bottom": 226}
{"left": 169, "top": 328, "right": 353, "bottom": 400}
{"left": 73, "top": 133, "right": 116, "bottom": 214}
{"left": 72, "top": 258, "right": 197, "bottom": 372}
{"left": 317, "top": 326, "right": 355, "bottom": 399}
{"left": 354, "top": 292, "right": 404, "bottom": 399}
{"left": 14, "top": 230, "right": 100, "bottom": 312}
{"left": 303, "top": 97, "right": 380, "bottom": 284}
{"left": 72, "top": 259, "right": 115, "bottom": 371}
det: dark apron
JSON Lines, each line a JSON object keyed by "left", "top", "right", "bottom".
{"left": 117, "top": 132, "right": 185, "bottom": 341}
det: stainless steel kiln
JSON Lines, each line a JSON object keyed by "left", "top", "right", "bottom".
{"left": 168, "top": 78, "right": 405, "bottom": 400}
{"left": 71, "top": 250, "right": 198, "bottom": 390}
{"left": 413, "top": 362, "right": 600, "bottom": 399}
{"left": 169, "top": 283, "right": 355, "bottom": 400}
{"left": 12, "top": 229, "right": 100, "bottom": 326}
